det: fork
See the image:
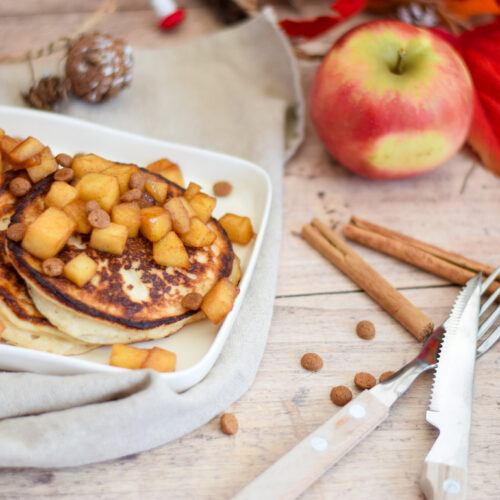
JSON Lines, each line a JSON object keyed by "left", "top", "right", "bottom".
{"left": 234, "top": 268, "right": 500, "bottom": 500}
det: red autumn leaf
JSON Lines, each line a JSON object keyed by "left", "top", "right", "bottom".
{"left": 279, "top": 0, "right": 366, "bottom": 40}
{"left": 433, "top": 20, "right": 500, "bottom": 175}
{"left": 445, "top": 0, "right": 500, "bottom": 19}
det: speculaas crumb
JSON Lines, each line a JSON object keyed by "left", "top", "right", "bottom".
{"left": 42, "top": 258, "right": 64, "bottom": 277}
{"left": 121, "top": 188, "right": 142, "bottom": 202}
{"left": 88, "top": 209, "right": 110, "bottom": 229}
{"left": 300, "top": 353, "right": 323, "bottom": 371}
{"left": 54, "top": 167, "right": 74, "bottom": 182}
{"left": 6, "top": 223, "right": 27, "bottom": 242}
{"left": 356, "top": 320, "right": 375, "bottom": 340}
{"left": 55, "top": 153, "right": 73, "bottom": 168}
{"left": 354, "top": 372, "right": 376, "bottom": 390}
{"left": 220, "top": 413, "right": 238, "bottom": 435}
{"left": 213, "top": 181, "right": 233, "bottom": 197}
{"left": 9, "top": 177, "right": 31, "bottom": 197}
{"left": 379, "top": 371, "right": 395, "bottom": 383}
{"left": 129, "top": 172, "right": 145, "bottom": 191}
{"left": 85, "top": 200, "right": 100, "bottom": 214}
{"left": 330, "top": 385, "right": 352, "bottom": 406}
{"left": 181, "top": 292, "right": 203, "bottom": 310}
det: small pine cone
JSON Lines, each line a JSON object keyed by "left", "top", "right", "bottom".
{"left": 202, "top": 0, "right": 251, "bottom": 24}
{"left": 22, "top": 76, "right": 70, "bottom": 111}
{"left": 65, "top": 32, "right": 133, "bottom": 103}
{"left": 396, "top": 3, "right": 439, "bottom": 27}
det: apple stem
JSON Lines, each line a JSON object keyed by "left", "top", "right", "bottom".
{"left": 395, "top": 48, "right": 406, "bottom": 75}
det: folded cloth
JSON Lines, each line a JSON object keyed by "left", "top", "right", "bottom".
{"left": 0, "top": 8, "right": 303, "bottom": 467}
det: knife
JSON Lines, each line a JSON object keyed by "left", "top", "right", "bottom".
{"left": 420, "top": 273, "right": 482, "bottom": 500}
{"left": 234, "top": 273, "right": 487, "bottom": 500}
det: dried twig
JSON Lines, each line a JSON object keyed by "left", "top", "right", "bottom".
{"left": 0, "top": 0, "right": 116, "bottom": 64}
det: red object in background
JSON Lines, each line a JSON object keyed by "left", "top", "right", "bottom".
{"left": 279, "top": 0, "right": 366, "bottom": 39}
{"left": 158, "top": 8, "right": 185, "bottom": 29}
{"left": 150, "top": 0, "right": 185, "bottom": 30}
{"left": 434, "top": 21, "right": 500, "bottom": 175}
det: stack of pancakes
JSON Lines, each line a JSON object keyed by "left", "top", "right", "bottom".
{"left": 0, "top": 169, "right": 236, "bottom": 355}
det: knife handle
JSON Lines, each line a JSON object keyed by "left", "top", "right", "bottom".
{"left": 420, "top": 461, "right": 467, "bottom": 500}
{"left": 233, "top": 390, "right": 389, "bottom": 500}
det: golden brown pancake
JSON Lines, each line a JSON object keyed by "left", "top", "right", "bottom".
{"left": 0, "top": 171, "right": 96, "bottom": 354}
{"left": 7, "top": 173, "right": 235, "bottom": 345}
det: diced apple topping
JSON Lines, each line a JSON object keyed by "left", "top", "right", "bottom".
{"left": 184, "top": 181, "right": 201, "bottom": 201}
{"left": 90, "top": 222, "right": 129, "bottom": 255}
{"left": 45, "top": 181, "right": 78, "bottom": 209}
{"left": 164, "top": 197, "right": 190, "bottom": 234}
{"left": 1, "top": 135, "right": 20, "bottom": 155}
{"left": 179, "top": 196, "right": 197, "bottom": 217}
{"left": 71, "top": 153, "right": 116, "bottom": 179}
{"left": 140, "top": 347, "right": 176, "bottom": 372}
{"left": 9, "top": 136, "right": 45, "bottom": 163}
{"left": 77, "top": 172, "right": 120, "bottom": 212}
{"left": 181, "top": 217, "right": 216, "bottom": 248}
{"left": 63, "top": 200, "right": 92, "bottom": 234}
{"left": 140, "top": 206, "right": 172, "bottom": 242}
{"left": 153, "top": 231, "right": 189, "bottom": 268}
{"left": 26, "top": 147, "right": 58, "bottom": 183}
{"left": 112, "top": 202, "right": 142, "bottom": 237}
{"left": 109, "top": 344, "right": 177, "bottom": 372}
{"left": 109, "top": 344, "right": 149, "bottom": 369}
{"left": 201, "top": 277, "right": 239, "bottom": 324}
{"left": 22, "top": 207, "right": 76, "bottom": 260}
{"left": 103, "top": 164, "right": 138, "bottom": 194}
{"left": 64, "top": 253, "right": 98, "bottom": 288}
{"left": 145, "top": 177, "right": 168, "bottom": 204}
{"left": 146, "top": 158, "right": 184, "bottom": 187}
{"left": 189, "top": 192, "right": 216, "bottom": 223}
{"left": 219, "top": 213, "right": 254, "bottom": 245}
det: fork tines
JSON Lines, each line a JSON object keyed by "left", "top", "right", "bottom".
{"left": 477, "top": 266, "right": 500, "bottom": 358}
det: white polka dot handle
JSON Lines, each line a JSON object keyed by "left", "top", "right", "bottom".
{"left": 420, "top": 462, "right": 467, "bottom": 500}
{"left": 233, "top": 390, "right": 389, "bottom": 500}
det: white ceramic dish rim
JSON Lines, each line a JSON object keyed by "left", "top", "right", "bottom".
{"left": 0, "top": 105, "right": 272, "bottom": 392}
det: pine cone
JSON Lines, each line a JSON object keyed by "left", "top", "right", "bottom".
{"left": 202, "top": 0, "right": 251, "bottom": 24}
{"left": 22, "top": 76, "right": 70, "bottom": 111}
{"left": 396, "top": 3, "right": 439, "bottom": 27}
{"left": 65, "top": 32, "right": 133, "bottom": 103}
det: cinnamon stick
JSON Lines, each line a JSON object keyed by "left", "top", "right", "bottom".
{"left": 350, "top": 216, "right": 499, "bottom": 280}
{"left": 302, "top": 218, "right": 434, "bottom": 341}
{"left": 343, "top": 217, "right": 499, "bottom": 294}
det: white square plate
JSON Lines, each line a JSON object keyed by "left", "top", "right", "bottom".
{"left": 0, "top": 106, "right": 272, "bottom": 392}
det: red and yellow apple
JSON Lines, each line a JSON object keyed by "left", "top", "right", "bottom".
{"left": 310, "top": 20, "right": 474, "bottom": 179}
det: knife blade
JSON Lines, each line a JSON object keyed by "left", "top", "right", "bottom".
{"left": 420, "top": 273, "right": 482, "bottom": 500}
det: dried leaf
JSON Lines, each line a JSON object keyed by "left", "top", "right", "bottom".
{"left": 433, "top": 20, "right": 500, "bottom": 175}
{"left": 444, "top": 0, "right": 500, "bottom": 19}
{"left": 279, "top": 0, "right": 366, "bottom": 39}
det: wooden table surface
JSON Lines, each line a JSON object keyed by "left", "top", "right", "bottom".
{"left": 1, "top": 2, "right": 500, "bottom": 499}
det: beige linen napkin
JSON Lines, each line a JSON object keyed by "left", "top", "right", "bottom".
{"left": 0, "top": 8, "right": 303, "bottom": 467}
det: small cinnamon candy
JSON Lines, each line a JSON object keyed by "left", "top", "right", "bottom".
{"left": 54, "top": 167, "right": 74, "bottom": 182}
{"left": 88, "top": 209, "right": 110, "bottom": 229}
{"left": 42, "top": 258, "right": 64, "bottom": 277}
{"left": 379, "top": 371, "right": 395, "bottom": 383}
{"left": 220, "top": 413, "right": 238, "bottom": 435}
{"left": 354, "top": 372, "right": 376, "bottom": 390}
{"left": 300, "top": 353, "right": 323, "bottom": 371}
{"left": 55, "top": 153, "right": 73, "bottom": 168}
{"left": 182, "top": 292, "right": 202, "bottom": 310}
{"left": 301, "top": 218, "right": 434, "bottom": 342}
{"left": 6, "top": 223, "right": 27, "bottom": 242}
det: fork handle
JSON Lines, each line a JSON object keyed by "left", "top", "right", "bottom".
{"left": 420, "top": 462, "right": 467, "bottom": 500}
{"left": 233, "top": 390, "right": 389, "bottom": 500}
